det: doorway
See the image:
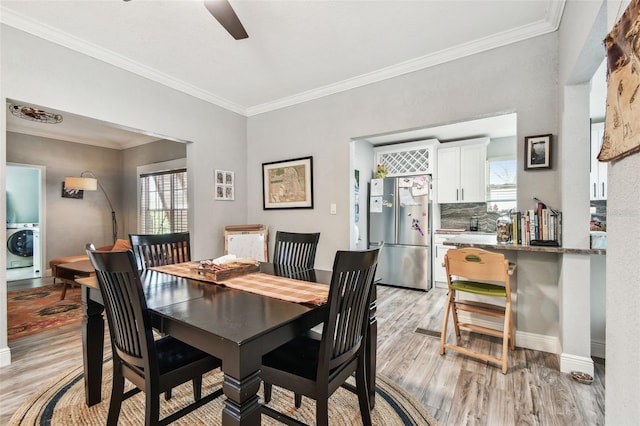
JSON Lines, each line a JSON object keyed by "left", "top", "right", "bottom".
{"left": 5, "top": 163, "right": 45, "bottom": 283}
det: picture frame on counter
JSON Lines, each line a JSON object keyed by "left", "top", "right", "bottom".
{"left": 525, "top": 134, "right": 552, "bottom": 170}
{"left": 262, "top": 156, "right": 313, "bottom": 209}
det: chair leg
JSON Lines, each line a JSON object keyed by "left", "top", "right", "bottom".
{"left": 294, "top": 393, "right": 302, "bottom": 408}
{"left": 315, "top": 393, "right": 329, "bottom": 426}
{"left": 60, "top": 281, "right": 68, "bottom": 301}
{"left": 165, "top": 389, "right": 172, "bottom": 400}
{"left": 107, "top": 363, "right": 125, "bottom": 426}
{"left": 501, "top": 302, "right": 512, "bottom": 374}
{"left": 509, "top": 303, "right": 516, "bottom": 351}
{"left": 263, "top": 382, "right": 272, "bottom": 403}
{"left": 440, "top": 291, "right": 454, "bottom": 355}
{"left": 450, "top": 298, "right": 461, "bottom": 340}
{"left": 145, "top": 391, "right": 160, "bottom": 426}
{"left": 192, "top": 376, "right": 202, "bottom": 401}
{"left": 356, "top": 357, "right": 372, "bottom": 426}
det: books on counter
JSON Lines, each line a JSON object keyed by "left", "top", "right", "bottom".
{"left": 506, "top": 200, "right": 562, "bottom": 246}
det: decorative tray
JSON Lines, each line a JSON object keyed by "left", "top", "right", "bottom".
{"left": 192, "top": 258, "right": 260, "bottom": 281}
{"left": 570, "top": 371, "right": 594, "bottom": 385}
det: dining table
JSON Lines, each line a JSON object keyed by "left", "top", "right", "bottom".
{"left": 78, "top": 262, "right": 378, "bottom": 426}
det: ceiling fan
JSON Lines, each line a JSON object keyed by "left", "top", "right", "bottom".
{"left": 204, "top": 0, "right": 249, "bottom": 40}
{"left": 123, "top": 0, "right": 248, "bottom": 40}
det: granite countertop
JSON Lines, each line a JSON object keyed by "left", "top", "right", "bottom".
{"left": 442, "top": 237, "right": 606, "bottom": 255}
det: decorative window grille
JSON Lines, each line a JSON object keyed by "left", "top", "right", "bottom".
{"left": 139, "top": 168, "right": 188, "bottom": 234}
{"left": 374, "top": 143, "right": 435, "bottom": 176}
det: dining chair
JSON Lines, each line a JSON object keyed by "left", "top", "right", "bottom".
{"left": 439, "top": 247, "right": 515, "bottom": 374}
{"left": 272, "top": 231, "right": 320, "bottom": 269}
{"left": 260, "top": 247, "right": 380, "bottom": 426}
{"left": 85, "top": 245, "right": 223, "bottom": 425}
{"left": 129, "top": 231, "right": 191, "bottom": 271}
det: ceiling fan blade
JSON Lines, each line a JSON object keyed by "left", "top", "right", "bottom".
{"left": 204, "top": 0, "right": 248, "bottom": 40}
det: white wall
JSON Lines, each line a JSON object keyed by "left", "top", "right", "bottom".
{"left": 0, "top": 25, "right": 248, "bottom": 365}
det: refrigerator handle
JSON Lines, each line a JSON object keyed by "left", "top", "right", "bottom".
{"left": 456, "top": 188, "right": 459, "bottom": 201}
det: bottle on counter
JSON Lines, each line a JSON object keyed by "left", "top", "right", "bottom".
{"left": 496, "top": 213, "right": 512, "bottom": 244}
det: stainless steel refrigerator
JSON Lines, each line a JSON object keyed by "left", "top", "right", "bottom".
{"left": 368, "top": 175, "right": 432, "bottom": 290}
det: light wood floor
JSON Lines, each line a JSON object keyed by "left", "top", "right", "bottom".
{"left": 0, "top": 281, "right": 605, "bottom": 425}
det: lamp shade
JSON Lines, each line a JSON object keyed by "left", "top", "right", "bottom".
{"left": 64, "top": 176, "right": 98, "bottom": 191}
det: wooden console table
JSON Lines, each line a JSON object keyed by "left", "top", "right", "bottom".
{"left": 55, "top": 260, "right": 96, "bottom": 300}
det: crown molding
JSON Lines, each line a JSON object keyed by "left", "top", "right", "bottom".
{"left": 2, "top": 1, "right": 565, "bottom": 118}
{"left": 247, "top": 16, "right": 560, "bottom": 116}
{"left": 0, "top": 7, "right": 246, "bottom": 116}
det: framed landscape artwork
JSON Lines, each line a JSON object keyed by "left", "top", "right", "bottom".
{"left": 525, "top": 134, "right": 552, "bottom": 170}
{"left": 262, "top": 156, "right": 313, "bottom": 209}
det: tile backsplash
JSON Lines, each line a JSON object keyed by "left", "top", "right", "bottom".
{"left": 441, "top": 201, "right": 607, "bottom": 233}
{"left": 440, "top": 203, "right": 500, "bottom": 232}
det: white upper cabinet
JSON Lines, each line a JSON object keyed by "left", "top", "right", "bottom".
{"left": 436, "top": 138, "right": 488, "bottom": 203}
{"left": 590, "top": 122, "right": 607, "bottom": 200}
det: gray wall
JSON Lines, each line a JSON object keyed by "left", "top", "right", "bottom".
{"left": 5, "top": 133, "right": 185, "bottom": 264}
{"left": 6, "top": 132, "right": 121, "bottom": 261}
{"left": 248, "top": 34, "right": 559, "bottom": 270}
{"left": 247, "top": 34, "right": 560, "bottom": 340}
{"left": 1, "top": 24, "right": 248, "bottom": 358}
{"left": 558, "top": 0, "right": 638, "bottom": 423}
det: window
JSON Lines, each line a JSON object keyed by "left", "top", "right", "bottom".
{"left": 139, "top": 168, "right": 187, "bottom": 234}
{"left": 487, "top": 157, "right": 517, "bottom": 213}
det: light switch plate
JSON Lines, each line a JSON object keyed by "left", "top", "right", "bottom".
{"left": 330, "top": 203, "right": 337, "bottom": 215}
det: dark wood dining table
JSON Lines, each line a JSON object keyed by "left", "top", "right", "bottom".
{"left": 79, "top": 262, "right": 377, "bottom": 426}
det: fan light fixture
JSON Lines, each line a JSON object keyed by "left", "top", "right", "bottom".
{"left": 8, "top": 103, "right": 63, "bottom": 124}
{"left": 64, "top": 171, "right": 118, "bottom": 243}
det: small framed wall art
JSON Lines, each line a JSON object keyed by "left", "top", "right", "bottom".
{"left": 61, "top": 182, "right": 83, "bottom": 199}
{"left": 262, "top": 156, "right": 313, "bottom": 209}
{"left": 525, "top": 134, "right": 552, "bottom": 170}
{"left": 215, "top": 170, "right": 234, "bottom": 201}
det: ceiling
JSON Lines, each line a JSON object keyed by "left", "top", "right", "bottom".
{"left": 2, "top": 0, "right": 565, "bottom": 148}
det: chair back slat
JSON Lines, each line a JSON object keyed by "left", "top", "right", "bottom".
{"left": 320, "top": 249, "right": 379, "bottom": 373}
{"left": 129, "top": 232, "right": 191, "bottom": 271}
{"left": 87, "top": 247, "right": 157, "bottom": 372}
{"left": 273, "top": 231, "right": 320, "bottom": 269}
{"left": 445, "top": 248, "right": 510, "bottom": 292}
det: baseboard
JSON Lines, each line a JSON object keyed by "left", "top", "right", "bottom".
{"left": 451, "top": 314, "right": 604, "bottom": 359}
{"left": 457, "top": 313, "right": 559, "bottom": 353}
{"left": 516, "top": 330, "right": 559, "bottom": 354}
{"left": 560, "top": 352, "right": 594, "bottom": 375}
{"left": 591, "top": 339, "right": 606, "bottom": 359}
{"left": 0, "top": 346, "right": 12, "bottom": 367}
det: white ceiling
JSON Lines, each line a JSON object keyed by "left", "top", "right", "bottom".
{"left": 2, "top": 0, "right": 565, "bottom": 148}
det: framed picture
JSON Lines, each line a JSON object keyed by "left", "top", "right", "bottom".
{"left": 262, "top": 156, "right": 313, "bottom": 209}
{"left": 61, "top": 182, "right": 83, "bottom": 199}
{"left": 215, "top": 170, "right": 234, "bottom": 201}
{"left": 525, "top": 134, "right": 552, "bottom": 170}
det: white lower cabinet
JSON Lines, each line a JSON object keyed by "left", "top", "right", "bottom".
{"left": 433, "top": 236, "right": 452, "bottom": 289}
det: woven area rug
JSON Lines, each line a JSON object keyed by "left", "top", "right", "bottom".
{"left": 8, "top": 361, "right": 438, "bottom": 425}
{"left": 7, "top": 285, "right": 83, "bottom": 340}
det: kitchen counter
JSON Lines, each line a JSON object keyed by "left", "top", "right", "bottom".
{"left": 439, "top": 232, "right": 606, "bottom": 255}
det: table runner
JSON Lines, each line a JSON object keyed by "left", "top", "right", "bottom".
{"left": 150, "top": 262, "right": 328, "bottom": 305}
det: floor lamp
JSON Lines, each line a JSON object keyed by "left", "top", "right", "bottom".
{"left": 64, "top": 171, "right": 118, "bottom": 243}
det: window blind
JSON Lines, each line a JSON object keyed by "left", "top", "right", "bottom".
{"left": 139, "top": 168, "right": 188, "bottom": 234}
